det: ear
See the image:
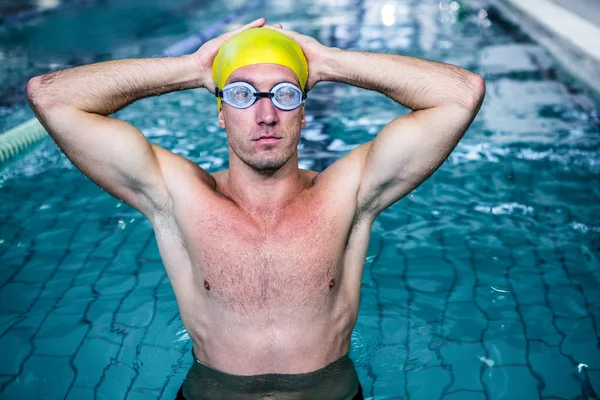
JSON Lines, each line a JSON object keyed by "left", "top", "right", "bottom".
{"left": 218, "top": 109, "right": 226, "bottom": 128}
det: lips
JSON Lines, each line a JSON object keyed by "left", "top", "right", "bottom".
{"left": 253, "top": 135, "right": 281, "bottom": 141}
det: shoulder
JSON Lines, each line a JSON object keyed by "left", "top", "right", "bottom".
{"left": 305, "top": 143, "right": 373, "bottom": 217}
{"left": 153, "top": 145, "right": 217, "bottom": 188}
{"left": 148, "top": 146, "right": 220, "bottom": 214}
{"left": 311, "top": 142, "right": 371, "bottom": 196}
{"left": 301, "top": 168, "right": 319, "bottom": 184}
{"left": 210, "top": 169, "right": 228, "bottom": 184}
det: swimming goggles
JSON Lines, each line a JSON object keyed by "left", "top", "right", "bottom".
{"left": 216, "top": 82, "right": 307, "bottom": 111}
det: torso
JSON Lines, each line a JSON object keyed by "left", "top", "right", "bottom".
{"left": 150, "top": 165, "right": 373, "bottom": 375}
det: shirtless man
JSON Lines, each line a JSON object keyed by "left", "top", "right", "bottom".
{"left": 27, "top": 18, "right": 484, "bottom": 399}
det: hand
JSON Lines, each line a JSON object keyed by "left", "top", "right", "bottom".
{"left": 264, "top": 25, "right": 331, "bottom": 91}
{"left": 193, "top": 18, "right": 266, "bottom": 93}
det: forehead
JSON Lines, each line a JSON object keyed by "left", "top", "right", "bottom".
{"left": 226, "top": 64, "right": 300, "bottom": 88}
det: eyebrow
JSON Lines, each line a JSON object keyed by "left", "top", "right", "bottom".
{"left": 228, "top": 77, "right": 256, "bottom": 86}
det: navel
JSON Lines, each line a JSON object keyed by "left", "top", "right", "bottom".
{"left": 329, "top": 279, "right": 335, "bottom": 289}
{"left": 204, "top": 280, "right": 211, "bottom": 291}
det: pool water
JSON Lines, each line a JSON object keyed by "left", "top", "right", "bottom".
{"left": 1, "top": 0, "right": 600, "bottom": 399}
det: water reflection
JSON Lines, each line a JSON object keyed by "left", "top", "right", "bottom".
{"left": 0, "top": 0, "right": 55, "bottom": 15}
{"left": 37, "top": 0, "right": 61, "bottom": 10}
{"left": 381, "top": 4, "right": 395, "bottom": 26}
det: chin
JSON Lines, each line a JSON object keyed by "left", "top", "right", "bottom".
{"left": 247, "top": 152, "right": 291, "bottom": 172}
{"left": 251, "top": 159, "right": 287, "bottom": 172}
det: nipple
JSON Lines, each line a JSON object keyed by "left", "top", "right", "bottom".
{"left": 329, "top": 279, "right": 335, "bottom": 289}
{"left": 204, "top": 280, "right": 211, "bottom": 291}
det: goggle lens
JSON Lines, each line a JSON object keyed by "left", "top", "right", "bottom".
{"left": 274, "top": 85, "right": 301, "bottom": 108}
{"left": 227, "top": 86, "right": 253, "bottom": 107}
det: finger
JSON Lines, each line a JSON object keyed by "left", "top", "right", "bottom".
{"left": 274, "top": 23, "right": 282, "bottom": 29}
{"left": 262, "top": 25, "right": 280, "bottom": 32}
{"left": 263, "top": 25, "right": 297, "bottom": 38}
{"left": 223, "top": 18, "right": 265, "bottom": 39}
{"left": 241, "top": 18, "right": 265, "bottom": 29}
{"left": 234, "top": 18, "right": 265, "bottom": 33}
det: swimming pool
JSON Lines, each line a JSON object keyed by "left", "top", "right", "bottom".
{"left": 1, "top": 0, "right": 600, "bottom": 398}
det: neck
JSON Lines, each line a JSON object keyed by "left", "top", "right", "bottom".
{"left": 225, "top": 152, "right": 307, "bottom": 219}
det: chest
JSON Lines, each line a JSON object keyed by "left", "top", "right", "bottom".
{"left": 181, "top": 195, "right": 350, "bottom": 314}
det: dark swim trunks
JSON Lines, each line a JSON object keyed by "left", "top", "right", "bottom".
{"left": 175, "top": 351, "right": 364, "bottom": 400}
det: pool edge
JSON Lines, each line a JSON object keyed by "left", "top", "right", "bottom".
{"left": 487, "top": 0, "right": 600, "bottom": 105}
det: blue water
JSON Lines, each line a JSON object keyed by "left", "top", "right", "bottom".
{"left": 1, "top": 0, "right": 600, "bottom": 399}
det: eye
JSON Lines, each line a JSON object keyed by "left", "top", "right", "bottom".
{"left": 228, "top": 86, "right": 252, "bottom": 103}
{"left": 274, "top": 87, "right": 300, "bottom": 105}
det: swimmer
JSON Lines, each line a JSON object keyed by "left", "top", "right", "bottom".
{"left": 27, "top": 18, "right": 484, "bottom": 399}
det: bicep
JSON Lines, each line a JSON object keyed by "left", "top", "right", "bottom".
{"left": 35, "top": 106, "right": 170, "bottom": 217}
{"left": 357, "top": 104, "right": 478, "bottom": 215}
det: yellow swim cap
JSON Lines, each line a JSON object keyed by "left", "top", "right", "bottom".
{"left": 212, "top": 28, "right": 308, "bottom": 111}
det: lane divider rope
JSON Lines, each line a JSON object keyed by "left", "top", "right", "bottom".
{"left": 0, "top": 119, "right": 47, "bottom": 164}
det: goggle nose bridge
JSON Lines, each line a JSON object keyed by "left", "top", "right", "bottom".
{"left": 255, "top": 92, "right": 274, "bottom": 99}
{"left": 214, "top": 88, "right": 275, "bottom": 99}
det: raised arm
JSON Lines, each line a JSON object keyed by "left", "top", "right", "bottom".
{"left": 270, "top": 27, "right": 485, "bottom": 218}
{"left": 324, "top": 50, "right": 485, "bottom": 217}
{"left": 26, "top": 19, "right": 266, "bottom": 219}
{"left": 26, "top": 56, "right": 203, "bottom": 218}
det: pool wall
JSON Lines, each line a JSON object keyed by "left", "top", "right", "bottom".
{"left": 488, "top": 0, "right": 600, "bottom": 112}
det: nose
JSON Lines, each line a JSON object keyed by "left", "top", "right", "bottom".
{"left": 254, "top": 97, "right": 279, "bottom": 126}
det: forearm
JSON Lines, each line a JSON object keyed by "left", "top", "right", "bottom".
{"left": 319, "top": 49, "right": 483, "bottom": 111}
{"left": 28, "top": 55, "right": 201, "bottom": 115}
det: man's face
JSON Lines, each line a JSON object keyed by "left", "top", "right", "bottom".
{"left": 218, "top": 64, "right": 306, "bottom": 172}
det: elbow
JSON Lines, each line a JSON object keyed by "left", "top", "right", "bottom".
{"left": 463, "top": 73, "right": 486, "bottom": 111}
{"left": 27, "top": 74, "right": 66, "bottom": 114}
{"left": 26, "top": 76, "right": 40, "bottom": 101}
{"left": 27, "top": 75, "right": 48, "bottom": 111}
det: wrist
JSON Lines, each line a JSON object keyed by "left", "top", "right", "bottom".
{"left": 316, "top": 47, "right": 343, "bottom": 83}
{"left": 181, "top": 54, "right": 206, "bottom": 89}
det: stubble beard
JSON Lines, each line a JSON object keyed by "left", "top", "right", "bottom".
{"left": 229, "top": 139, "right": 293, "bottom": 173}
{"left": 227, "top": 121, "right": 302, "bottom": 173}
